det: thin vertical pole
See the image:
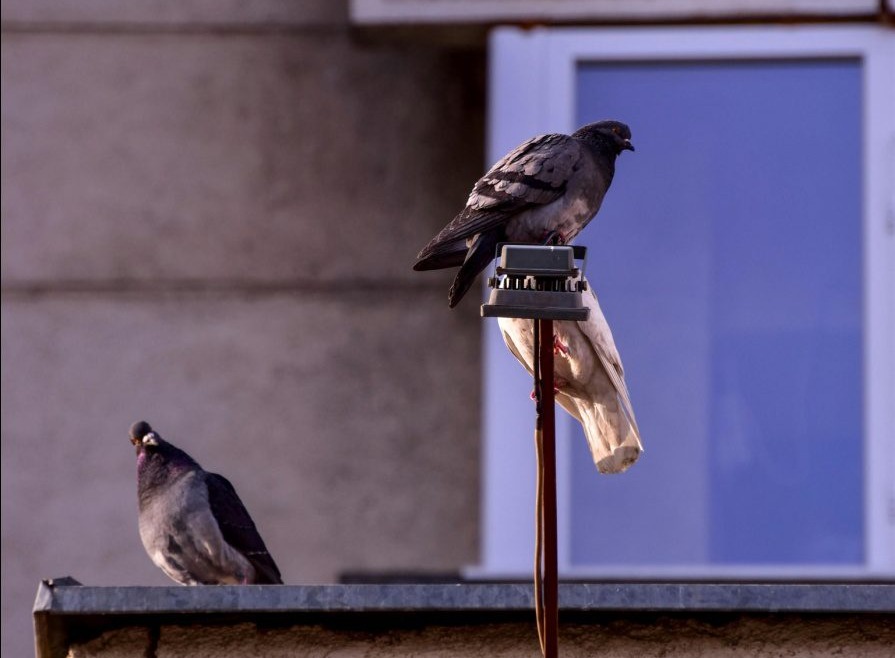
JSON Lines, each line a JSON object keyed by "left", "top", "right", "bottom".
{"left": 538, "top": 317, "right": 559, "bottom": 658}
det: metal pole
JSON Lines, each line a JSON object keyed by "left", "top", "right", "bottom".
{"left": 538, "top": 317, "right": 559, "bottom": 658}
{"left": 482, "top": 244, "right": 588, "bottom": 658}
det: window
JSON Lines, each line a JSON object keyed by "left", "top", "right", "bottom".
{"left": 475, "top": 26, "right": 894, "bottom": 578}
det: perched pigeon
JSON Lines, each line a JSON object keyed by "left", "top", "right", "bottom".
{"left": 414, "top": 120, "right": 633, "bottom": 307}
{"left": 498, "top": 281, "right": 643, "bottom": 474}
{"left": 129, "top": 421, "right": 282, "bottom": 585}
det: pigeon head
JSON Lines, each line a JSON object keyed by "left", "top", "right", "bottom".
{"left": 129, "top": 420, "right": 159, "bottom": 452}
{"left": 573, "top": 120, "right": 635, "bottom": 156}
{"left": 129, "top": 420, "right": 200, "bottom": 488}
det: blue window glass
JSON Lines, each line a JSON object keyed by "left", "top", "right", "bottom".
{"left": 570, "top": 59, "right": 863, "bottom": 566}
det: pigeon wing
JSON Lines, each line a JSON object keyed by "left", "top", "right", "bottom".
{"left": 205, "top": 472, "right": 283, "bottom": 584}
{"left": 577, "top": 289, "right": 641, "bottom": 438}
{"left": 414, "top": 133, "right": 581, "bottom": 268}
{"left": 499, "top": 322, "right": 534, "bottom": 377}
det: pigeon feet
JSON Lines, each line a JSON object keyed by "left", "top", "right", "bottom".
{"left": 530, "top": 387, "right": 559, "bottom": 401}
{"left": 553, "top": 335, "right": 570, "bottom": 357}
{"left": 541, "top": 230, "right": 567, "bottom": 246}
{"left": 524, "top": 337, "right": 571, "bottom": 401}
{"left": 529, "top": 378, "right": 568, "bottom": 401}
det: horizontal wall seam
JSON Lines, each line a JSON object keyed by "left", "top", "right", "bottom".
{"left": 0, "top": 279, "right": 449, "bottom": 298}
{"left": 0, "top": 21, "right": 350, "bottom": 37}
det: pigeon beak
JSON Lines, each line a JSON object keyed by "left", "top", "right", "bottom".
{"left": 142, "top": 432, "right": 159, "bottom": 447}
{"left": 622, "top": 139, "right": 635, "bottom": 152}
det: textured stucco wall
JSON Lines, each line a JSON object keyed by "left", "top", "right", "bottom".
{"left": 64, "top": 614, "right": 895, "bottom": 658}
{"left": 1, "top": 2, "right": 486, "bottom": 656}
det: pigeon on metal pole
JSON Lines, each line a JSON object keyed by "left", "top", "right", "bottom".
{"left": 413, "top": 120, "right": 633, "bottom": 307}
{"left": 129, "top": 421, "right": 283, "bottom": 585}
{"left": 498, "top": 281, "right": 643, "bottom": 474}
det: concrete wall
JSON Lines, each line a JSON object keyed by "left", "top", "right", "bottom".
{"left": 61, "top": 614, "right": 895, "bottom": 658}
{"left": 1, "top": 3, "right": 486, "bottom": 656}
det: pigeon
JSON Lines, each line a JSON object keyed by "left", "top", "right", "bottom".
{"left": 497, "top": 280, "right": 643, "bottom": 474}
{"left": 129, "top": 420, "right": 282, "bottom": 585}
{"left": 414, "top": 120, "right": 633, "bottom": 307}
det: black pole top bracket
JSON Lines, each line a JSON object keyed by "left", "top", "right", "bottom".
{"left": 481, "top": 244, "right": 591, "bottom": 321}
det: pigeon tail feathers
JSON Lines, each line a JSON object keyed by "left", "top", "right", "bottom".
{"left": 413, "top": 240, "right": 469, "bottom": 271}
{"left": 559, "top": 392, "right": 642, "bottom": 474}
{"left": 448, "top": 231, "right": 499, "bottom": 308}
{"left": 206, "top": 472, "right": 283, "bottom": 584}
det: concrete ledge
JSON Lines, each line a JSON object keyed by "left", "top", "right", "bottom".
{"left": 34, "top": 577, "right": 895, "bottom": 657}
{"left": 34, "top": 577, "right": 895, "bottom": 615}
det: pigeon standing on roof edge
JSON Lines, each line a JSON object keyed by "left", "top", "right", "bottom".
{"left": 129, "top": 420, "right": 283, "bottom": 585}
{"left": 413, "top": 120, "right": 634, "bottom": 307}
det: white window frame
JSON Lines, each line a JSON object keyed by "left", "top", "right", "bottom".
{"left": 471, "top": 25, "right": 895, "bottom": 579}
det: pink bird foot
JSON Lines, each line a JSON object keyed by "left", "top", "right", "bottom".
{"left": 529, "top": 379, "right": 568, "bottom": 401}
{"left": 553, "top": 335, "right": 570, "bottom": 357}
{"left": 541, "top": 230, "right": 567, "bottom": 246}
